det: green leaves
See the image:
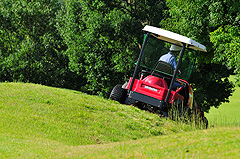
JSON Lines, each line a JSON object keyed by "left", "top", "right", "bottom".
{"left": 0, "top": 0, "right": 83, "bottom": 90}
{"left": 162, "top": 0, "right": 238, "bottom": 111}
{"left": 210, "top": 25, "right": 240, "bottom": 78}
{"left": 57, "top": 0, "right": 167, "bottom": 97}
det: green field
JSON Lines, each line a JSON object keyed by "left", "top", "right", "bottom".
{"left": 205, "top": 78, "right": 240, "bottom": 127}
{"left": 0, "top": 82, "right": 239, "bottom": 158}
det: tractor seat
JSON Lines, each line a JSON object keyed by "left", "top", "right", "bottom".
{"left": 152, "top": 60, "right": 174, "bottom": 76}
{"left": 151, "top": 60, "right": 175, "bottom": 87}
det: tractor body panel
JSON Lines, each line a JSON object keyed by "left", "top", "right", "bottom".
{"left": 125, "top": 76, "right": 184, "bottom": 109}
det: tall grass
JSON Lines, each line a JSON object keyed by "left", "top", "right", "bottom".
{"left": 167, "top": 102, "right": 208, "bottom": 130}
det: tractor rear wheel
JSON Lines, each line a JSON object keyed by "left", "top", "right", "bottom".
{"left": 109, "top": 84, "right": 127, "bottom": 104}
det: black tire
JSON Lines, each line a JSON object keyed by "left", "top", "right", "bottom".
{"left": 109, "top": 84, "right": 127, "bottom": 104}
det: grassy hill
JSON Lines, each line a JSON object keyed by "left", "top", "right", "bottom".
{"left": 0, "top": 82, "right": 239, "bottom": 158}
{"left": 0, "top": 82, "right": 197, "bottom": 158}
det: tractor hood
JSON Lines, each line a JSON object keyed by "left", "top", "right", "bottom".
{"left": 143, "top": 25, "right": 207, "bottom": 52}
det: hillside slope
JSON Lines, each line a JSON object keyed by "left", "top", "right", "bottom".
{"left": 0, "top": 83, "right": 196, "bottom": 158}
{"left": 1, "top": 83, "right": 239, "bottom": 158}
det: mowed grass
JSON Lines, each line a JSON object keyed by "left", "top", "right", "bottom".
{"left": 77, "top": 126, "right": 240, "bottom": 159}
{"left": 205, "top": 76, "right": 240, "bottom": 126}
{"left": 0, "top": 82, "right": 196, "bottom": 158}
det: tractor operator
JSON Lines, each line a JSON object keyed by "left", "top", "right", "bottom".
{"left": 159, "top": 44, "right": 182, "bottom": 89}
{"left": 159, "top": 44, "right": 181, "bottom": 69}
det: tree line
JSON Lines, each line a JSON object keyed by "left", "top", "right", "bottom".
{"left": 0, "top": 0, "right": 239, "bottom": 112}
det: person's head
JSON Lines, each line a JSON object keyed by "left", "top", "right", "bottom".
{"left": 170, "top": 44, "right": 182, "bottom": 57}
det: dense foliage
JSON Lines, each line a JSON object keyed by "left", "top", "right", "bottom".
{"left": 57, "top": 0, "right": 168, "bottom": 96}
{"left": 208, "top": 1, "right": 240, "bottom": 78}
{"left": 161, "top": 0, "right": 237, "bottom": 111}
{"left": 0, "top": 0, "right": 238, "bottom": 112}
{"left": 0, "top": 0, "right": 82, "bottom": 89}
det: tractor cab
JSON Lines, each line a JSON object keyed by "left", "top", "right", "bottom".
{"left": 110, "top": 25, "right": 207, "bottom": 118}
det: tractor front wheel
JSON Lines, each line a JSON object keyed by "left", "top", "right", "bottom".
{"left": 109, "top": 84, "right": 127, "bottom": 104}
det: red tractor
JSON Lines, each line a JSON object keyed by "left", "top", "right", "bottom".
{"left": 109, "top": 25, "right": 208, "bottom": 128}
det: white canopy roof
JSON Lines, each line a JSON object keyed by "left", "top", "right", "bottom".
{"left": 143, "top": 25, "right": 207, "bottom": 52}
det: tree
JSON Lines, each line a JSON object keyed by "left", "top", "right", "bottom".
{"left": 0, "top": 0, "right": 82, "bottom": 89}
{"left": 208, "top": 1, "right": 240, "bottom": 82}
{"left": 210, "top": 26, "right": 240, "bottom": 81}
{"left": 57, "top": 0, "right": 168, "bottom": 96}
{"left": 161, "top": 0, "right": 235, "bottom": 112}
